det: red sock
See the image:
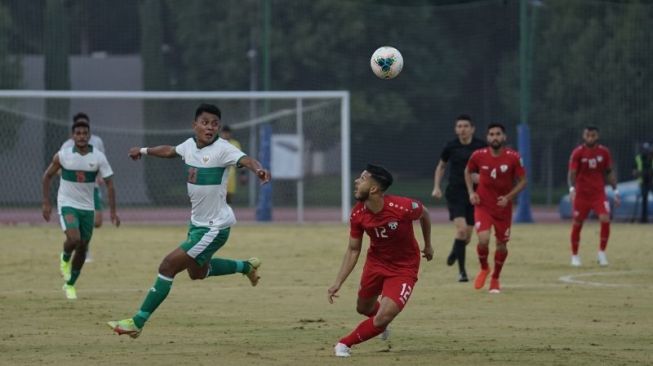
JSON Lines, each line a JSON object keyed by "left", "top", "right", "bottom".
{"left": 339, "top": 317, "right": 385, "bottom": 347}
{"left": 600, "top": 222, "right": 610, "bottom": 251}
{"left": 477, "top": 244, "right": 489, "bottom": 270}
{"left": 492, "top": 250, "right": 508, "bottom": 279}
{"left": 570, "top": 223, "right": 582, "bottom": 255}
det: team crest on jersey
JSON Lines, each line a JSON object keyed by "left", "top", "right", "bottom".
{"left": 388, "top": 221, "right": 398, "bottom": 230}
{"left": 89, "top": 163, "right": 95, "bottom": 168}
{"left": 597, "top": 155, "right": 603, "bottom": 162}
{"left": 202, "top": 155, "right": 210, "bottom": 164}
{"left": 500, "top": 164, "right": 508, "bottom": 172}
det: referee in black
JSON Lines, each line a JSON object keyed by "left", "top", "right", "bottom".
{"left": 431, "top": 114, "right": 486, "bottom": 282}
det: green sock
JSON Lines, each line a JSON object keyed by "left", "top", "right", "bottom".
{"left": 133, "top": 275, "right": 173, "bottom": 328}
{"left": 67, "top": 270, "right": 80, "bottom": 285}
{"left": 207, "top": 258, "right": 250, "bottom": 277}
{"left": 62, "top": 251, "right": 72, "bottom": 262}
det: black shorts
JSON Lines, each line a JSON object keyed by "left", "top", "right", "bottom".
{"left": 446, "top": 189, "right": 475, "bottom": 226}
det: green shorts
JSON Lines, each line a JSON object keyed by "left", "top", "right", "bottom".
{"left": 94, "top": 187, "right": 103, "bottom": 211}
{"left": 179, "top": 224, "right": 231, "bottom": 266}
{"left": 59, "top": 206, "right": 95, "bottom": 242}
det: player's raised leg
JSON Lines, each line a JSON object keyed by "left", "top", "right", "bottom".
{"left": 474, "top": 229, "right": 491, "bottom": 290}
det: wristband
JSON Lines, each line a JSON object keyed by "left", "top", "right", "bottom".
{"left": 140, "top": 147, "right": 148, "bottom": 155}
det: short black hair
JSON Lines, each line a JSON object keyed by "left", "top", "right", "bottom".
{"left": 585, "top": 125, "right": 599, "bottom": 132}
{"left": 487, "top": 123, "right": 506, "bottom": 133}
{"left": 72, "top": 120, "right": 90, "bottom": 132}
{"left": 195, "top": 103, "right": 221, "bottom": 120}
{"left": 366, "top": 164, "right": 393, "bottom": 192}
{"left": 73, "top": 112, "right": 89, "bottom": 123}
{"left": 456, "top": 114, "right": 473, "bottom": 125}
{"left": 221, "top": 125, "right": 232, "bottom": 133}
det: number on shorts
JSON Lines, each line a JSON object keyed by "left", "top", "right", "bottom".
{"left": 399, "top": 283, "right": 412, "bottom": 304}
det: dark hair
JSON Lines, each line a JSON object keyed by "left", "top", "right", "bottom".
{"left": 487, "top": 123, "right": 506, "bottom": 133}
{"left": 585, "top": 125, "right": 599, "bottom": 132}
{"left": 221, "top": 125, "right": 232, "bottom": 133}
{"left": 72, "top": 120, "right": 90, "bottom": 132}
{"left": 195, "top": 103, "right": 221, "bottom": 120}
{"left": 366, "top": 164, "right": 393, "bottom": 192}
{"left": 456, "top": 114, "right": 473, "bottom": 125}
{"left": 73, "top": 112, "right": 90, "bottom": 123}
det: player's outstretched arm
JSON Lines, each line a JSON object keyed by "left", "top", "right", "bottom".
{"left": 104, "top": 178, "right": 120, "bottom": 227}
{"left": 327, "top": 237, "right": 362, "bottom": 304}
{"left": 238, "top": 156, "right": 271, "bottom": 184}
{"left": 41, "top": 153, "right": 62, "bottom": 222}
{"left": 128, "top": 146, "right": 177, "bottom": 160}
{"left": 431, "top": 160, "right": 447, "bottom": 199}
{"left": 419, "top": 207, "right": 434, "bottom": 261}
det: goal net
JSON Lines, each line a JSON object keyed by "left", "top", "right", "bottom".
{"left": 0, "top": 90, "right": 350, "bottom": 223}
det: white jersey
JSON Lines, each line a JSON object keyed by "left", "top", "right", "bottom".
{"left": 57, "top": 145, "right": 114, "bottom": 211}
{"left": 175, "top": 137, "right": 246, "bottom": 228}
{"left": 62, "top": 134, "right": 105, "bottom": 153}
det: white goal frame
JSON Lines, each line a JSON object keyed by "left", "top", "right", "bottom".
{"left": 0, "top": 90, "right": 351, "bottom": 222}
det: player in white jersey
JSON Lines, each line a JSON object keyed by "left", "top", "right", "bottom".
{"left": 108, "top": 103, "right": 271, "bottom": 338}
{"left": 61, "top": 113, "right": 106, "bottom": 230}
{"left": 42, "top": 119, "right": 120, "bottom": 300}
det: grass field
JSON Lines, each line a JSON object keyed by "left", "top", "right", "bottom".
{"left": 1, "top": 222, "right": 652, "bottom": 366}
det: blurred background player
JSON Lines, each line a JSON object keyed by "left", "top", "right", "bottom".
{"left": 61, "top": 113, "right": 106, "bottom": 262}
{"left": 432, "top": 114, "right": 486, "bottom": 282}
{"left": 219, "top": 125, "right": 247, "bottom": 204}
{"left": 328, "top": 164, "right": 433, "bottom": 358}
{"left": 465, "top": 123, "right": 527, "bottom": 294}
{"left": 568, "top": 126, "right": 620, "bottom": 267}
{"left": 633, "top": 142, "right": 652, "bottom": 223}
{"left": 107, "top": 103, "right": 271, "bottom": 338}
{"left": 42, "top": 119, "right": 120, "bottom": 300}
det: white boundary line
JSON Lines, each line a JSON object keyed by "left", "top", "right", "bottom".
{"left": 558, "top": 270, "right": 649, "bottom": 288}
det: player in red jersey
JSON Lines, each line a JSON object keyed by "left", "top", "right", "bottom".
{"left": 464, "top": 123, "right": 527, "bottom": 293}
{"left": 568, "top": 126, "right": 620, "bottom": 267}
{"left": 328, "top": 164, "right": 433, "bottom": 358}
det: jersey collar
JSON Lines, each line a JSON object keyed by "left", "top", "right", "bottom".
{"left": 72, "top": 144, "right": 94, "bottom": 154}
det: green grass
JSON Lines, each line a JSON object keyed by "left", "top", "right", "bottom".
{"left": 0, "top": 223, "right": 651, "bottom": 365}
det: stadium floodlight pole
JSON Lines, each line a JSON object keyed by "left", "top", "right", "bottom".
{"left": 516, "top": 0, "right": 534, "bottom": 223}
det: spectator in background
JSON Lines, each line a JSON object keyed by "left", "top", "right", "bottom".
{"left": 633, "top": 142, "right": 653, "bottom": 223}
{"left": 220, "top": 125, "right": 247, "bottom": 204}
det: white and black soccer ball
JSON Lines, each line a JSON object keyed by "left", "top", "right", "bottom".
{"left": 370, "top": 46, "right": 403, "bottom": 79}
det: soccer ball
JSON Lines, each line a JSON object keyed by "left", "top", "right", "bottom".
{"left": 370, "top": 46, "right": 403, "bottom": 79}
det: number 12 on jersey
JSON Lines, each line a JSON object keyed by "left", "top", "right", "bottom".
{"left": 373, "top": 226, "right": 388, "bottom": 238}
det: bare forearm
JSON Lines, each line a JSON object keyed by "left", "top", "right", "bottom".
{"left": 42, "top": 175, "right": 52, "bottom": 204}
{"left": 464, "top": 169, "right": 475, "bottom": 194}
{"left": 239, "top": 156, "right": 263, "bottom": 173}
{"left": 506, "top": 177, "right": 528, "bottom": 200}
{"left": 107, "top": 186, "right": 117, "bottom": 214}
{"left": 419, "top": 211, "right": 432, "bottom": 247}
{"left": 433, "top": 163, "right": 445, "bottom": 190}
{"left": 568, "top": 171, "right": 576, "bottom": 188}
{"left": 145, "top": 145, "right": 177, "bottom": 158}
{"left": 333, "top": 248, "right": 360, "bottom": 287}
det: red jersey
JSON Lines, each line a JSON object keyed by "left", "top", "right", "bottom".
{"left": 569, "top": 144, "right": 612, "bottom": 199}
{"left": 466, "top": 147, "right": 526, "bottom": 217}
{"left": 350, "top": 195, "right": 423, "bottom": 275}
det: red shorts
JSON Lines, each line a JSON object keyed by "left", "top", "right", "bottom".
{"left": 474, "top": 206, "right": 512, "bottom": 242}
{"left": 573, "top": 196, "right": 610, "bottom": 221}
{"left": 358, "top": 263, "right": 417, "bottom": 310}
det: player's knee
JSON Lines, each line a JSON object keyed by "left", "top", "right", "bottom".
{"left": 187, "top": 269, "right": 206, "bottom": 280}
{"left": 455, "top": 228, "right": 467, "bottom": 240}
{"left": 356, "top": 304, "right": 373, "bottom": 316}
{"left": 158, "top": 258, "right": 178, "bottom": 278}
{"left": 373, "top": 312, "right": 397, "bottom": 329}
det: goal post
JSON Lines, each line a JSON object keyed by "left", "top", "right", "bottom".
{"left": 0, "top": 90, "right": 351, "bottom": 223}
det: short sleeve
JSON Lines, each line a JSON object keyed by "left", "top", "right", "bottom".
{"left": 569, "top": 148, "right": 580, "bottom": 171}
{"left": 514, "top": 153, "right": 526, "bottom": 178}
{"left": 466, "top": 151, "right": 480, "bottom": 172}
{"left": 217, "top": 140, "right": 247, "bottom": 167}
{"left": 405, "top": 199, "right": 424, "bottom": 221}
{"left": 349, "top": 216, "right": 364, "bottom": 239}
{"left": 175, "top": 138, "right": 193, "bottom": 160}
{"left": 440, "top": 143, "right": 451, "bottom": 163}
{"left": 97, "top": 152, "right": 114, "bottom": 179}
